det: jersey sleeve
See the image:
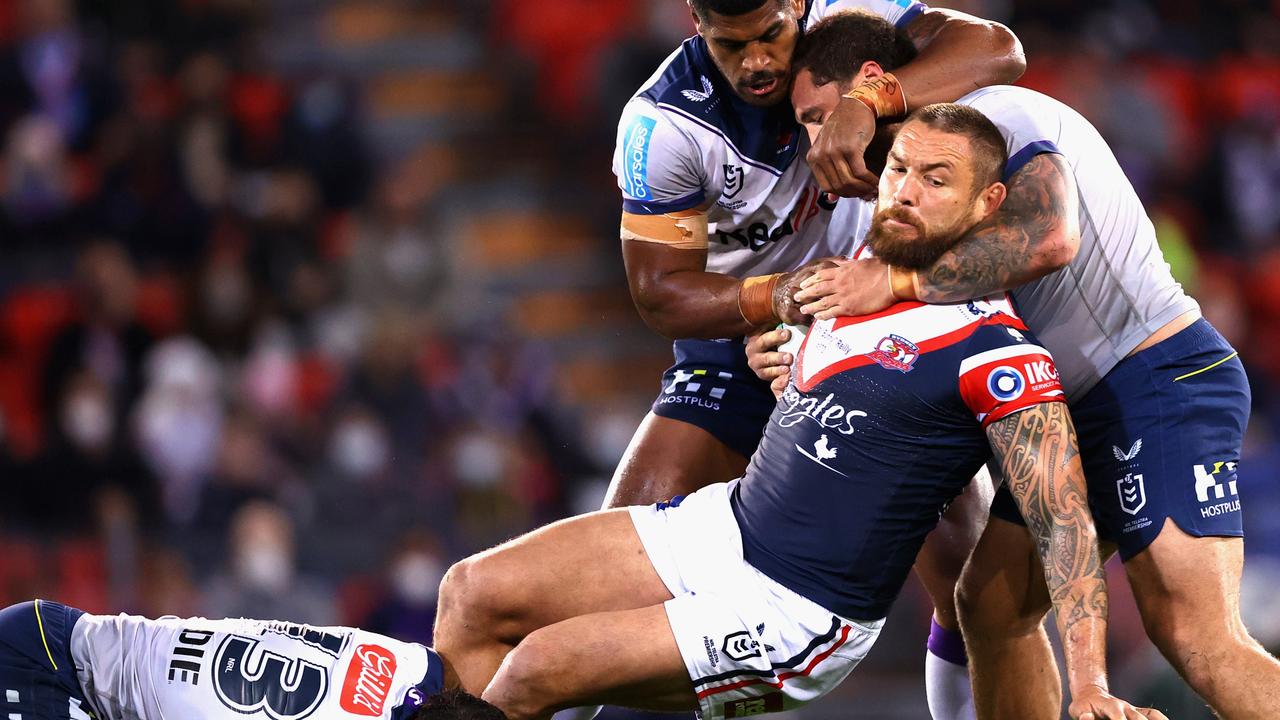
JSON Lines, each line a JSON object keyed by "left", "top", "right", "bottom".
{"left": 964, "top": 87, "right": 1065, "bottom": 181}
{"left": 956, "top": 319, "right": 1066, "bottom": 428}
{"left": 612, "top": 99, "right": 707, "bottom": 215}
{"left": 808, "top": 0, "right": 928, "bottom": 29}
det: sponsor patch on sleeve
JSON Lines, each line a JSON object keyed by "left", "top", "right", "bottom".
{"left": 621, "top": 115, "right": 658, "bottom": 201}
{"left": 957, "top": 343, "right": 1064, "bottom": 427}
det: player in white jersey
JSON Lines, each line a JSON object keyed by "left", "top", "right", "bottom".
{"left": 434, "top": 107, "right": 1158, "bottom": 720}
{"left": 611, "top": 4, "right": 1022, "bottom": 716}
{"left": 758, "top": 12, "right": 1280, "bottom": 717}
{"left": 0, "top": 599, "right": 501, "bottom": 720}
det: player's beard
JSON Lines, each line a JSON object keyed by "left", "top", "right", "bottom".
{"left": 864, "top": 207, "right": 965, "bottom": 270}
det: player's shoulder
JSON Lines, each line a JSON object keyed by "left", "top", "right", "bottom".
{"left": 627, "top": 38, "right": 725, "bottom": 123}
{"left": 810, "top": 0, "right": 928, "bottom": 28}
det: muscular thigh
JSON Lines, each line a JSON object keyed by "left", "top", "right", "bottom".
{"left": 1123, "top": 519, "right": 1244, "bottom": 628}
{"left": 468, "top": 509, "right": 675, "bottom": 632}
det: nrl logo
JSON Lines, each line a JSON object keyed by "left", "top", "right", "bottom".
{"left": 682, "top": 75, "right": 715, "bottom": 102}
{"left": 1113, "top": 438, "right": 1143, "bottom": 463}
{"left": 1117, "top": 472, "right": 1146, "bottom": 515}
{"left": 723, "top": 164, "right": 744, "bottom": 199}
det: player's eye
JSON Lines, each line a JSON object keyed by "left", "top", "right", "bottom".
{"left": 927, "top": 177, "right": 944, "bottom": 187}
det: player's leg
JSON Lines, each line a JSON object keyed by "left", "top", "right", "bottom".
{"left": 954, "top": 498, "right": 1058, "bottom": 720}
{"left": 0, "top": 600, "right": 95, "bottom": 719}
{"left": 482, "top": 604, "right": 696, "bottom": 720}
{"left": 1125, "top": 524, "right": 1280, "bottom": 716}
{"left": 433, "top": 509, "right": 674, "bottom": 694}
{"left": 914, "top": 465, "right": 996, "bottom": 720}
{"left": 603, "top": 413, "right": 748, "bottom": 506}
{"left": 485, "top": 481, "right": 883, "bottom": 720}
{"left": 1087, "top": 321, "right": 1279, "bottom": 716}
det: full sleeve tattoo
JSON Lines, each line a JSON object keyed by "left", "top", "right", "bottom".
{"left": 986, "top": 402, "right": 1110, "bottom": 696}
{"left": 917, "top": 153, "right": 1079, "bottom": 303}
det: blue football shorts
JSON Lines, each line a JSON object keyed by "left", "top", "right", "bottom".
{"left": 651, "top": 338, "right": 778, "bottom": 459}
{"left": 990, "top": 319, "right": 1250, "bottom": 560}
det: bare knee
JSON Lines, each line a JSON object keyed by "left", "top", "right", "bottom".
{"left": 1142, "top": 610, "right": 1254, "bottom": 690}
{"left": 955, "top": 567, "right": 1048, "bottom": 640}
{"left": 436, "top": 555, "right": 526, "bottom": 647}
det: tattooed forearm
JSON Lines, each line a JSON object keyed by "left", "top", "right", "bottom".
{"left": 917, "top": 153, "right": 1077, "bottom": 304}
{"left": 987, "top": 402, "right": 1110, "bottom": 692}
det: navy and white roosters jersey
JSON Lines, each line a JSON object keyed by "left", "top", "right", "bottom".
{"left": 611, "top": 0, "right": 923, "bottom": 277}
{"left": 732, "top": 297, "right": 1065, "bottom": 620}
{"left": 70, "top": 613, "right": 443, "bottom": 720}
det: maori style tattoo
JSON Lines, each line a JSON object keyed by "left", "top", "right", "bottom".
{"left": 918, "top": 153, "right": 1073, "bottom": 303}
{"left": 986, "top": 402, "right": 1109, "bottom": 687}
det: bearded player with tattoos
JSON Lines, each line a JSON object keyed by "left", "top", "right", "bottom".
{"left": 752, "top": 11, "right": 1279, "bottom": 718}
{"left": 434, "top": 105, "right": 1155, "bottom": 720}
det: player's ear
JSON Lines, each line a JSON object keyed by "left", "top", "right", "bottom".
{"left": 976, "top": 181, "right": 1006, "bottom": 218}
{"left": 689, "top": 1, "right": 703, "bottom": 34}
{"left": 788, "top": 0, "right": 805, "bottom": 18}
{"left": 858, "top": 61, "right": 886, "bottom": 82}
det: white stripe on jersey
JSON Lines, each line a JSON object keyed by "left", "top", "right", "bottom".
{"left": 957, "top": 343, "right": 1052, "bottom": 376}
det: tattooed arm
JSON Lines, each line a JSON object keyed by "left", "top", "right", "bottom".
{"left": 916, "top": 152, "right": 1080, "bottom": 303}
{"left": 986, "top": 402, "right": 1110, "bottom": 706}
{"left": 794, "top": 153, "right": 1080, "bottom": 318}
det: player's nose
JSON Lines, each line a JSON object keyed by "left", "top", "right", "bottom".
{"left": 742, "top": 47, "right": 771, "bottom": 74}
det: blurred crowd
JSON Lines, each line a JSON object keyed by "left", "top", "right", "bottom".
{"left": 0, "top": 0, "right": 1276, "bottom": 716}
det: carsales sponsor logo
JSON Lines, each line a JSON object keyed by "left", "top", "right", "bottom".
{"left": 340, "top": 644, "right": 398, "bottom": 716}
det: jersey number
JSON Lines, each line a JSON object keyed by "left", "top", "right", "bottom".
{"left": 213, "top": 635, "right": 328, "bottom": 720}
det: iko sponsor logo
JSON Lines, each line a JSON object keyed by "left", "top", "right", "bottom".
{"left": 778, "top": 387, "right": 867, "bottom": 435}
{"left": 1117, "top": 473, "right": 1147, "bottom": 515}
{"left": 1194, "top": 461, "right": 1240, "bottom": 518}
{"left": 340, "top": 644, "right": 398, "bottom": 717}
{"left": 622, "top": 116, "right": 657, "bottom": 200}
{"left": 867, "top": 334, "right": 919, "bottom": 373}
{"left": 986, "top": 366, "right": 1025, "bottom": 402}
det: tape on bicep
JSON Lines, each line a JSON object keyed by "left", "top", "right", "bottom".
{"left": 620, "top": 210, "right": 708, "bottom": 250}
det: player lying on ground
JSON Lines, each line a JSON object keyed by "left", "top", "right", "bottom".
{"left": 432, "top": 106, "right": 1158, "bottom": 720}
{"left": 747, "top": 10, "right": 1280, "bottom": 718}
{"left": 0, "top": 599, "right": 501, "bottom": 720}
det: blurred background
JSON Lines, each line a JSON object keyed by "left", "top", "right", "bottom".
{"left": 0, "top": 0, "right": 1276, "bottom": 717}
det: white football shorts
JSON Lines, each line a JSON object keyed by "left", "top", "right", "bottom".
{"left": 629, "top": 481, "right": 884, "bottom": 720}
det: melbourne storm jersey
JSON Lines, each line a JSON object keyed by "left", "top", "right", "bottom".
{"left": 611, "top": 0, "right": 923, "bottom": 277}
{"left": 731, "top": 297, "right": 1065, "bottom": 620}
{"left": 70, "top": 613, "right": 442, "bottom": 720}
{"left": 956, "top": 85, "right": 1200, "bottom": 398}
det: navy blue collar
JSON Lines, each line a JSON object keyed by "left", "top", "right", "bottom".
{"left": 389, "top": 647, "right": 446, "bottom": 720}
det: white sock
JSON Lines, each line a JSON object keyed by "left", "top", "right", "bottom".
{"left": 925, "top": 648, "right": 976, "bottom": 720}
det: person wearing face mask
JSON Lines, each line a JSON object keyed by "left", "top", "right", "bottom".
{"left": 23, "top": 371, "right": 161, "bottom": 537}
{"left": 203, "top": 501, "right": 337, "bottom": 627}
{"left": 364, "top": 532, "right": 448, "bottom": 648}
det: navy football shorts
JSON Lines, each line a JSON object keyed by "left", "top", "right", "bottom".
{"left": 0, "top": 600, "right": 93, "bottom": 719}
{"left": 990, "top": 319, "right": 1251, "bottom": 560}
{"left": 651, "top": 338, "right": 778, "bottom": 458}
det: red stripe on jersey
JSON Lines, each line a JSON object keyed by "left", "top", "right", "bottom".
{"left": 958, "top": 351, "right": 1065, "bottom": 428}
{"left": 696, "top": 624, "right": 852, "bottom": 700}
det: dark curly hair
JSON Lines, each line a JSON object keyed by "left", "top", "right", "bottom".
{"left": 792, "top": 10, "right": 918, "bottom": 87}
{"left": 407, "top": 688, "right": 508, "bottom": 720}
